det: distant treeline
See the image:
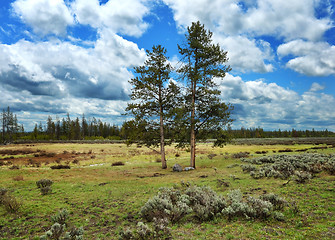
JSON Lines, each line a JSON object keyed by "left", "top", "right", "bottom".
{"left": 28, "top": 114, "right": 123, "bottom": 141}
{"left": 226, "top": 127, "right": 335, "bottom": 139}
{"left": 1, "top": 107, "right": 334, "bottom": 143}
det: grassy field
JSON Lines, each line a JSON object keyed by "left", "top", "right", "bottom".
{"left": 0, "top": 140, "right": 334, "bottom": 239}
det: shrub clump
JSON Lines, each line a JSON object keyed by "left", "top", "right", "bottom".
{"left": 112, "top": 161, "right": 125, "bottom": 166}
{"left": 293, "top": 171, "right": 312, "bottom": 183}
{"left": 222, "top": 190, "right": 286, "bottom": 221}
{"left": 36, "top": 179, "right": 53, "bottom": 195}
{"left": 260, "top": 193, "right": 287, "bottom": 210}
{"left": 119, "top": 218, "right": 172, "bottom": 240}
{"left": 185, "top": 185, "right": 226, "bottom": 221}
{"left": 140, "top": 187, "right": 191, "bottom": 223}
{"left": 241, "top": 164, "right": 257, "bottom": 173}
{"left": 0, "top": 188, "right": 21, "bottom": 213}
{"left": 141, "top": 184, "right": 286, "bottom": 224}
{"left": 40, "top": 209, "right": 84, "bottom": 240}
{"left": 232, "top": 152, "right": 250, "bottom": 158}
{"left": 241, "top": 153, "right": 335, "bottom": 181}
{"left": 50, "top": 165, "right": 71, "bottom": 170}
{"left": 51, "top": 209, "right": 69, "bottom": 226}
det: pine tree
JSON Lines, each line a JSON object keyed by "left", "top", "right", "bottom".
{"left": 126, "top": 45, "right": 180, "bottom": 169}
{"left": 177, "top": 21, "right": 233, "bottom": 168}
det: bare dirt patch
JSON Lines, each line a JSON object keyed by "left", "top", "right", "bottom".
{"left": 0, "top": 148, "right": 89, "bottom": 166}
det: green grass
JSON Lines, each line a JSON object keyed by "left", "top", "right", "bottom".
{"left": 0, "top": 142, "right": 334, "bottom": 239}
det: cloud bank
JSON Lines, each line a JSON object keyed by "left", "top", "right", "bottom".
{"left": 0, "top": 0, "right": 334, "bottom": 131}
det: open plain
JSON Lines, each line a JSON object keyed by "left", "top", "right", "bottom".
{"left": 0, "top": 139, "right": 334, "bottom": 239}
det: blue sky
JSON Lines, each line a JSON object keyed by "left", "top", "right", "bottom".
{"left": 0, "top": 0, "right": 335, "bottom": 131}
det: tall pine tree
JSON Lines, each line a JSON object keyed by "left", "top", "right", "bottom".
{"left": 126, "top": 45, "right": 180, "bottom": 169}
{"left": 177, "top": 21, "right": 233, "bottom": 168}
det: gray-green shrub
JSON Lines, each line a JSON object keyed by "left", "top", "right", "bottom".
{"left": 293, "top": 171, "right": 312, "bottom": 183}
{"left": 185, "top": 185, "right": 226, "bottom": 221}
{"left": 40, "top": 209, "right": 83, "bottom": 240}
{"left": 36, "top": 179, "right": 53, "bottom": 195}
{"left": 119, "top": 218, "right": 172, "bottom": 240}
{"left": 51, "top": 209, "right": 69, "bottom": 226}
{"left": 222, "top": 190, "right": 285, "bottom": 221}
{"left": 140, "top": 187, "right": 191, "bottom": 223}
{"left": 260, "top": 193, "right": 287, "bottom": 210}
{"left": 241, "top": 153, "right": 335, "bottom": 180}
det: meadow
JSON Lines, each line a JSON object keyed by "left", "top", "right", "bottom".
{"left": 0, "top": 139, "right": 334, "bottom": 239}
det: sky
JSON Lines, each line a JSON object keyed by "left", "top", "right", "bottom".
{"left": 0, "top": 0, "right": 335, "bottom": 131}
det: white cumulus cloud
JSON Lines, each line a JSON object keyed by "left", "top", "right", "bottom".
{"left": 214, "top": 35, "right": 274, "bottom": 73}
{"left": 309, "top": 82, "right": 325, "bottom": 92}
{"left": 162, "top": 0, "right": 333, "bottom": 74}
{"left": 12, "top": 0, "right": 74, "bottom": 36}
{"left": 71, "top": 0, "right": 150, "bottom": 37}
{"left": 278, "top": 40, "right": 335, "bottom": 76}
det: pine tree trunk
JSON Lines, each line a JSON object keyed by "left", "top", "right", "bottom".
{"left": 160, "top": 113, "right": 167, "bottom": 169}
{"left": 159, "top": 85, "right": 167, "bottom": 169}
{"left": 1, "top": 110, "right": 5, "bottom": 144}
{"left": 190, "top": 80, "right": 196, "bottom": 168}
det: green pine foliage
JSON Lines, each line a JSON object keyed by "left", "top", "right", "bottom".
{"left": 176, "top": 21, "right": 233, "bottom": 168}
{"left": 126, "top": 45, "right": 180, "bottom": 169}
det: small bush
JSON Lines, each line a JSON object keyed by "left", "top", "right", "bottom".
{"left": 278, "top": 149, "right": 293, "bottom": 153}
{"left": 0, "top": 191, "right": 21, "bottom": 213}
{"left": 40, "top": 209, "right": 83, "bottom": 240}
{"left": 119, "top": 218, "right": 171, "bottom": 240}
{"left": 221, "top": 189, "right": 285, "bottom": 221}
{"left": 246, "top": 196, "right": 273, "bottom": 219}
{"left": 50, "top": 165, "right": 71, "bottom": 170}
{"left": 140, "top": 187, "right": 191, "bottom": 223}
{"left": 40, "top": 223, "right": 65, "bottom": 240}
{"left": 0, "top": 188, "right": 8, "bottom": 204}
{"left": 241, "top": 164, "right": 257, "bottom": 173}
{"left": 72, "top": 159, "right": 79, "bottom": 164}
{"left": 323, "top": 161, "right": 335, "bottom": 175}
{"left": 232, "top": 152, "right": 250, "bottom": 158}
{"left": 208, "top": 154, "right": 217, "bottom": 159}
{"left": 112, "top": 161, "right": 125, "bottom": 166}
{"left": 226, "top": 164, "right": 239, "bottom": 168}
{"left": 185, "top": 185, "right": 226, "bottom": 221}
{"left": 36, "top": 179, "right": 53, "bottom": 195}
{"left": 36, "top": 179, "right": 53, "bottom": 189}
{"left": 293, "top": 171, "right": 312, "bottom": 183}
{"left": 250, "top": 170, "right": 265, "bottom": 179}
{"left": 260, "top": 193, "right": 287, "bottom": 210}
{"left": 51, "top": 209, "right": 69, "bottom": 225}
{"left": 273, "top": 211, "right": 285, "bottom": 221}
{"left": 222, "top": 190, "right": 250, "bottom": 220}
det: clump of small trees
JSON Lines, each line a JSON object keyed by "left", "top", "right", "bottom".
{"left": 1, "top": 107, "right": 24, "bottom": 144}
{"left": 126, "top": 21, "right": 233, "bottom": 169}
